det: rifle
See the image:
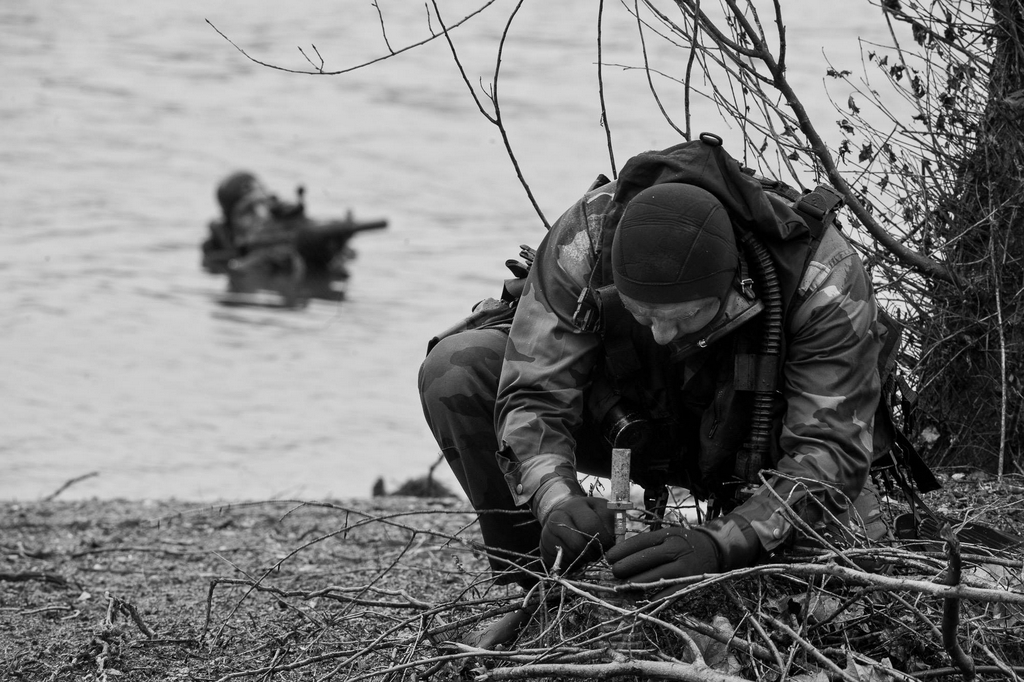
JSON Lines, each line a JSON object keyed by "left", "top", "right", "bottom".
{"left": 243, "top": 216, "right": 388, "bottom": 250}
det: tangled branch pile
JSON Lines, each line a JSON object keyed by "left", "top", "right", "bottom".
{"left": 3, "top": 480, "right": 1021, "bottom": 681}
{"left": 195, "top": 487, "right": 1024, "bottom": 680}
{"left": 198, "top": 489, "right": 1022, "bottom": 682}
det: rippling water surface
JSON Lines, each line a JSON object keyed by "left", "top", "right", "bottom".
{"left": 1, "top": 1, "right": 888, "bottom": 501}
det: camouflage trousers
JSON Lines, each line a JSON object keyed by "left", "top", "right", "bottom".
{"left": 418, "top": 328, "right": 545, "bottom": 579}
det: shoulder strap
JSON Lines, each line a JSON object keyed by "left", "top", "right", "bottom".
{"left": 872, "top": 307, "right": 941, "bottom": 494}
{"left": 795, "top": 184, "right": 845, "bottom": 240}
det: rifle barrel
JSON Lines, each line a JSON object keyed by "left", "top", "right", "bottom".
{"left": 243, "top": 218, "right": 388, "bottom": 249}
{"left": 310, "top": 219, "right": 388, "bottom": 236}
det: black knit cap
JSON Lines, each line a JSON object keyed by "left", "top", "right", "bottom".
{"left": 611, "top": 183, "right": 738, "bottom": 304}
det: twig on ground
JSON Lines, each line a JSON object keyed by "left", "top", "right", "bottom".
{"left": 105, "top": 593, "right": 155, "bottom": 639}
{"left": 42, "top": 472, "right": 98, "bottom": 501}
{"left": 939, "top": 523, "right": 977, "bottom": 681}
{"left": 17, "top": 604, "right": 76, "bottom": 616}
{"left": 0, "top": 571, "right": 72, "bottom": 588}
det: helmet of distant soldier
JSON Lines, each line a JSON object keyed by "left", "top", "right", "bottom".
{"left": 216, "top": 171, "right": 263, "bottom": 219}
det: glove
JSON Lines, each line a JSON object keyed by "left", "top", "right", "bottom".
{"left": 606, "top": 514, "right": 761, "bottom": 588}
{"left": 605, "top": 525, "right": 721, "bottom": 584}
{"left": 540, "top": 496, "right": 615, "bottom": 574}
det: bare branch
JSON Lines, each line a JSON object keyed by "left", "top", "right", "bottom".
{"left": 371, "top": 1, "right": 395, "bottom": 54}
{"left": 597, "top": 0, "right": 618, "bottom": 178}
{"left": 429, "top": 0, "right": 549, "bottom": 228}
{"left": 204, "top": 1, "right": 499, "bottom": 76}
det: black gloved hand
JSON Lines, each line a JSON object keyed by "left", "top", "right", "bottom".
{"left": 539, "top": 496, "right": 615, "bottom": 574}
{"left": 605, "top": 525, "right": 722, "bottom": 584}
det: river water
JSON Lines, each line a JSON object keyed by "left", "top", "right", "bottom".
{"left": 1, "top": 1, "right": 892, "bottom": 501}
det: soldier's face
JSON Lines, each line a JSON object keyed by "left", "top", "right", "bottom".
{"left": 230, "top": 185, "right": 271, "bottom": 225}
{"left": 620, "top": 293, "right": 721, "bottom": 345}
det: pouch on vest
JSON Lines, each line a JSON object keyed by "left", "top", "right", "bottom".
{"left": 424, "top": 246, "right": 534, "bottom": 355}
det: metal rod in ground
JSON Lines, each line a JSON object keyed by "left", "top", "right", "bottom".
{"left": 603, "top": 448, "right": 648, "bottom": 651}
{"left": 609, "top": 448, "right": 632, "bottom": 543}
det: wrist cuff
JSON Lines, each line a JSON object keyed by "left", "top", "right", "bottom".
{"left": 701, "top": 514, "right": 762, "bottom": 571}
{"left": 532, "top": 475, "right": 585, "bottom": 525}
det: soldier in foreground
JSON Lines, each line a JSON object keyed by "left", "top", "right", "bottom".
{"left": 419, "top": 135, "right": 890, "bottom": 588}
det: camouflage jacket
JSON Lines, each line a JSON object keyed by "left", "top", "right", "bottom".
{"left": 494, "top": 179, "right": 883, "bottom": 554}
